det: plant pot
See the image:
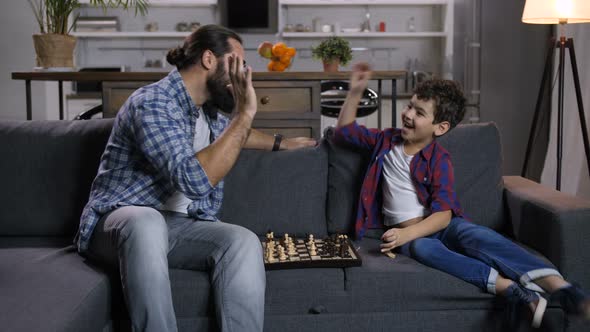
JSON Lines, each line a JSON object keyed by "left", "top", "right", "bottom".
{"left": 322, "top": 59, "right": 340, "bottom": 72}
{"left": 33, "top": 34, "right": 76, "bottom": 68}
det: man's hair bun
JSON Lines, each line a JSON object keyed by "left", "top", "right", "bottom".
{"left": 166, "top": 46, "right": 186, "bottom": 67}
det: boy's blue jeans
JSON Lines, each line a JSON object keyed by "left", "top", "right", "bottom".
{"left": 86, "top": 206, "right": 265, "bottom": 332}
{"left": 398, "top": 217, "right": 561, "bottom": 294}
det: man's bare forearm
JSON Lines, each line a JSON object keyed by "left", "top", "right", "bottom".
{"left": 196, "top": 113, "right": 253, "bottom": 186}
{"left": 243, "top": 128, "right": 275, "bottom": 150}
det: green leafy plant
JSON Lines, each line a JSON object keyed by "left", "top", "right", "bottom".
{"left": 28, "top": 0, "right": 149, "bottom": 35}
{"left": 311, "top": 36, "right": 353, "bottom": 66}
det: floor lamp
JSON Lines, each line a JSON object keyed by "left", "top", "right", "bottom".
{"left": 520, "top": 0, "right": 590, "bottom": 190}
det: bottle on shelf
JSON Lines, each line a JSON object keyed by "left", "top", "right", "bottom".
{"left": 361, "top": 11, "right": 371, "bottom": 32}
{"left": 406, "top": 16, "right": 416, "bottom": 32}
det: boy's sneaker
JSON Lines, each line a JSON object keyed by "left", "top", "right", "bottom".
{"left": 551, "top": 283, "right": 590, "bottom": 320}
{"left": 505, "top": 283, "right": 548, "bottom": 329}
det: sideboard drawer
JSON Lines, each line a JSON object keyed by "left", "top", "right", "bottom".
{"left": 255, "top": 88, "right": 310, "bottom": 113}
{"left": 252, "top": 81, "right": 321, "bottom": 120}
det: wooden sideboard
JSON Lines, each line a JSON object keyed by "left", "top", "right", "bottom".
{"left": 12, "top": 71, "right": 406, "bottom": 138}
{"left": 102, "top": 80, "right": 323, "bottom": 139}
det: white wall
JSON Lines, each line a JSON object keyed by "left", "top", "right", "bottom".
{"left": 541, "top": 24, "right": 590, "bottom": 199}
{"left": 479, "top": 0, "right": 550, "bottom": 175}
{"left": 0, "top": 0, "right": 49, "bottom": 120}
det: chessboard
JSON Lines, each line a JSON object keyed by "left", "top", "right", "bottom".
{"left": 261, "top": 232, "right": 362, "bottom": 270}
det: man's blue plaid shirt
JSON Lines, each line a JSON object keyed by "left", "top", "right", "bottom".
{"left": 76, "top": 69, "right": 230, "bottom": 252}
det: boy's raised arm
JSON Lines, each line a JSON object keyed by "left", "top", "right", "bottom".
{"left": 333, "top": 63, "right": 383, "bottom": 150}
{"left": 337, "top": 63, "right": 372, "bottom": 128}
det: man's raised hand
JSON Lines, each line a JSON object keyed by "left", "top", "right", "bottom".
{"left": 228, "top": 54, "right": 257, "bottom": 118}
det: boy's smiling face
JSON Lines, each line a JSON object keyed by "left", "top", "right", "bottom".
{"left": 401, "top": 95, "right": 450, "bottom": 147}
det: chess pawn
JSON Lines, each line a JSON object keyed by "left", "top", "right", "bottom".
{"left": 309, "top": 241, "right": 317, "bottom": 256}
{"left": 288, "top": 242, "right": 297, "bottom": 255}
{"left": 340, "top": 241, "right": 348, "bottom": 257}
{"left": 278, "top": 246, "right": 287, "bottom": 261}
{"left": 266, "top": 248, "right": 276, "bottom": 262}
{"left": 309, "top": 243, "right": 317, "bottom": 256}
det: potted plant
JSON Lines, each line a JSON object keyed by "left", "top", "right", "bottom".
{"left": 311, "top": 36, "right": 352, "bottom": 72}
{"left": 28, "top": 0, "right": 148, "bottom": 68}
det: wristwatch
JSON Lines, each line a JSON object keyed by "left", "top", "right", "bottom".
{"left": 272, "top": 133, "right": 283, "bottom": 151}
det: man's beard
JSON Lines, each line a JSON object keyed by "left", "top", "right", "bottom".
{"left": 205, "top": 62, "right": 235, "bottom": 114}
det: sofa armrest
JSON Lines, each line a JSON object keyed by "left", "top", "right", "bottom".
{"left": 503, "top": 176, "right": 590, "bottom": 288}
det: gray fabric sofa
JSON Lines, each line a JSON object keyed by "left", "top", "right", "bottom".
{"left": 1, "top": 119, "right": 589, "bottom": 332}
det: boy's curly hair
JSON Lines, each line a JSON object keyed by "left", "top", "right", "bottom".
{"left": 413, "top": 79, "right": 466, "bottom": 129}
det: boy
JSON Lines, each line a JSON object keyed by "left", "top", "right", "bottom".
{"left": 334, "top": 63, "right": 590, "bottom": 328}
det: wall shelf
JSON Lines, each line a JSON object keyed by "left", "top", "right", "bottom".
{"left": 279, "top": 0, "right": 449, "bottom": 5}
{"left": 281, "top": 31, "right": 448, "bottom": 38}
{"left": 72, "top": 31, "right": 189, "bottom": 38}
{"left": 78, "top": 0, "right": 217, "bottom": 6}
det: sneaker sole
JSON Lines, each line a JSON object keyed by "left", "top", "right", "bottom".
{"left": 532, "top": 296, "right": 547, "bottom": 328}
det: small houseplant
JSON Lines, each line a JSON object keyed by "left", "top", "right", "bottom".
{"left": 28, "top": 0, "right": 148, "bottom": 68}
{"left": 311, "top": 36, "right": 352, "bottom": 72}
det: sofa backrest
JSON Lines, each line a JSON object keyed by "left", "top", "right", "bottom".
{"left": 0, "top": 119, "right": 114, "bottom": 237}
{"left": 0, "top": 119, "right": 503, "bottom": 241}
{"left": 438, "top": 122, "right": 505, "bottom": 230}
{"left": 0, "top": 119, "right": 329, "bottom": 239}
{"left": 219, "top": 145, "right": 329, "bottom": 238}
{"left": 325, "top": 122, "right": 505, "bottom": 236}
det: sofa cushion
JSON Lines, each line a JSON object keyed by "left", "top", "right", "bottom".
{"left": 0, "top": 245, "right": 112, "bottom": 332}
{"left": 324, "top": 137, "right": 371, "bottom": 235}
{"left": 110, "top": 267, "right": 348, "bottom": 321}
{"left": 325, "top": 122, "right": 505, "bottom": 235}
{"left": 265, "top": 268, "right": 350, "bottom": 315}
{"left": 0, "top": 119, "right": 114, "bottom": 237}
{"left": 220, "top": 145, "right": 329, "bottom": 237}
{"left": 438, "top": 122, "right": 505, "bottom": 230}
{"left": 345, "top": 237, "right": 557, "bottom": 313}
{"left": 344, "top": 238, "right": 495, "bottom": 313}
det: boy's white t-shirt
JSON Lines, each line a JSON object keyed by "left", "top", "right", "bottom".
{"left": 382, "top": 143, "right": 430, "bottom": 226}
{"left": 162, "top": 107, "right": 210, "bottom": 214}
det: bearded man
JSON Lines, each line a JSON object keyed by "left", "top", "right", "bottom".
{"left": 75, "top": 25, "right": 316, "bottom": 332}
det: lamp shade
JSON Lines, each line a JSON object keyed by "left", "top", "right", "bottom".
{"left": 522, "top": 0, "right": 590, "bottom": 24}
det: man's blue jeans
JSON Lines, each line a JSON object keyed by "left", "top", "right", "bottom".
{"left": 398, "top": 217, "right": 561, "bottom": 294}
{"left": 86, "top": 206, "right": 266, "bottom": 332}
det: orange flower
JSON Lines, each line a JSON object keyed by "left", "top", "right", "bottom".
{"left": 271, "top": 42, "right": 287, "bottom": 57}
{"left": 279, "top": 54, "right": 292, "bottom": 65}
{"left": 274, "top": 61, "right": 287, "bottom": 72}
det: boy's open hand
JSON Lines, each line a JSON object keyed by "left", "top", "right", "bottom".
{"left": 349, "top": 62, "right": 372, "bottom": 96}
{"left": 228, "top": 53, "right": 257, "bottom": 118}
{"left": 380, "top": 227, "right": 410, "bottom": 252}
